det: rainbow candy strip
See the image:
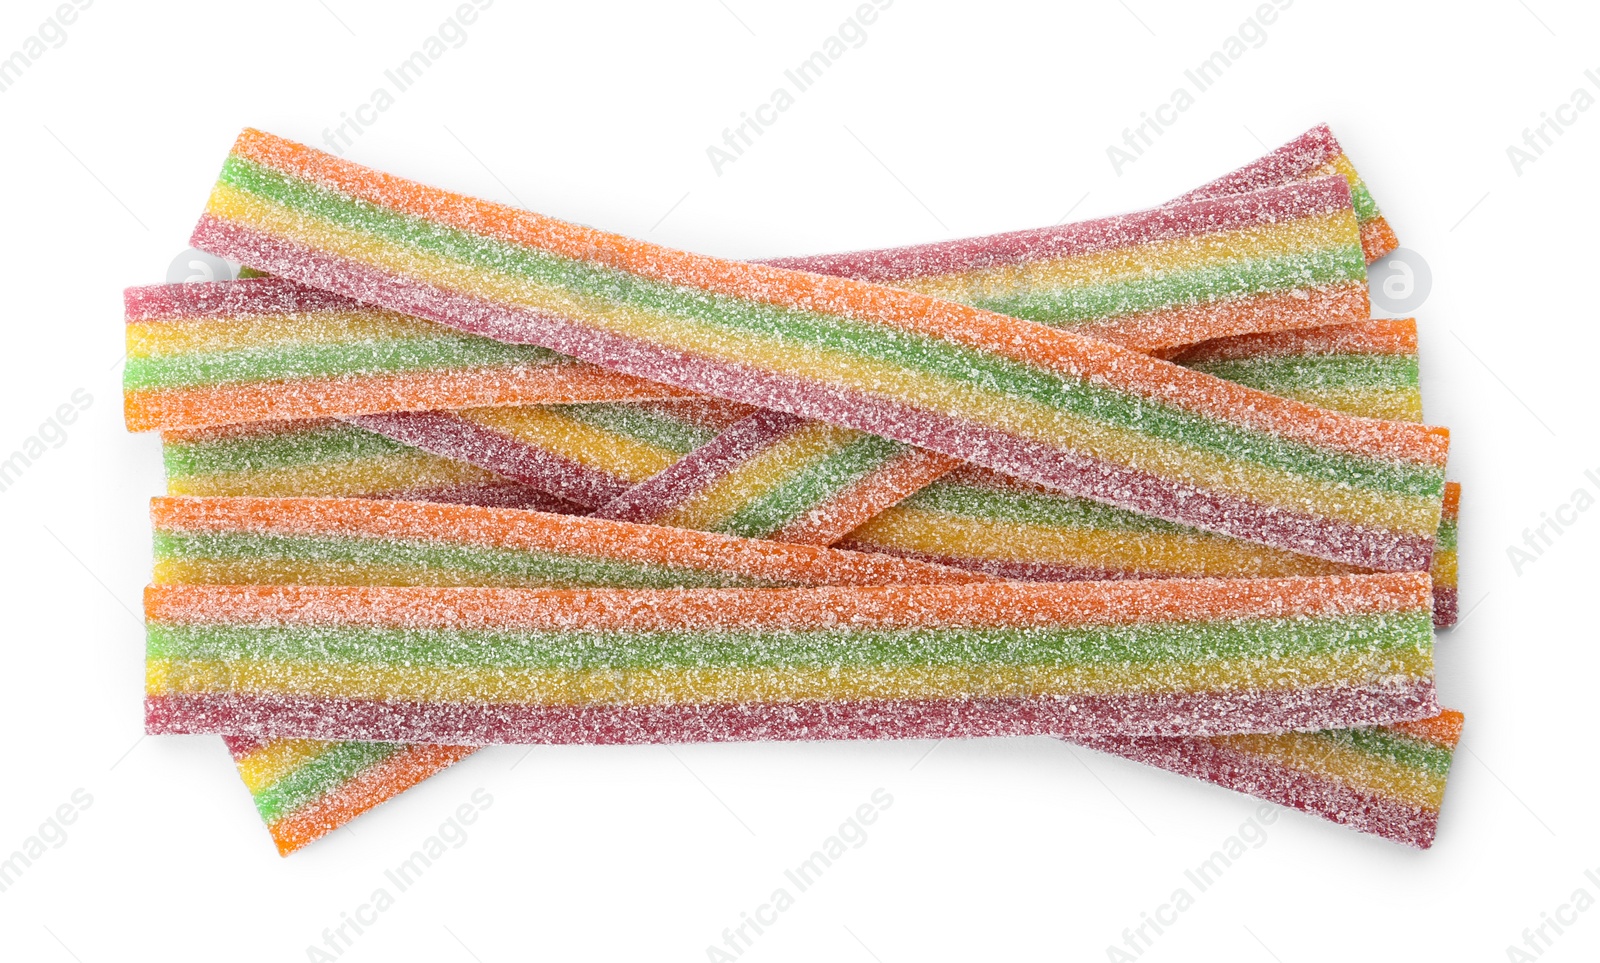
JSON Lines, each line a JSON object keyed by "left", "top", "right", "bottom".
{"left": 142, "top": 168, "right": 1366, "bottom": 434}
{"left": 836, "top": 319, "right": 1461, "bottom": 625}
{"left": 347, "top": 400, "right": 752, "bottom": 510}
{"left": 594, "top": 409, "right": 960, "bottom": 544}
{"left": 1433, "top": 482, "right": 1460, "bottom": 625}
{"left": 222, "top": 735, "right": 477, "bottom": 856}
{"left": 149, "top": 495, "right": 982, "bottom": 590}
{"left": 124, "top": 279, "right": 689, "bottom": 431}
{"left": 144, "top": 570, "right": 1438, "bottom": 745}
{"left": 1081, "top": 709, "right": 1462, "bottom": 849}
{"left": 161, "top": 417, "right": 577, "bottom": 510}
{"left": 591, "top": 318, "right": 1428, "bottom": 545}
{"left": 838, "top": 466, "right": 1460, "bottom": 630}
{"left": 153, "top": 498, "right": 1452, "bottom": 854}
{"left": 1171, "top": 318, "right": 1423, "bottom": 422}
{"left": 139, "top": 126, "right": 1389, "bottom": 435}
{"left": 191, "top": 130, "right": 1447, "bottom": 570}
{"left": 1173, "top": 123, "right": 1400, "bottom": 263}
{"left": 231, "top": 710, "right": 1461, "bottom": 854}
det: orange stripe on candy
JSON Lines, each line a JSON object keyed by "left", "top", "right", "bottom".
{"left": 144, "top": 574, "right": 1433, "bottom": 632}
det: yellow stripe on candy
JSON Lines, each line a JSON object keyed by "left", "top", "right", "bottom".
{"left": 663, "top": 422, "right": 857, "bottom": 530}
{"left": 459, "top": 407, "right": 679, "bottom": 481}
{"left": 127, "top": 310, "right": 450, "bottom": 358}
{"left": 904, "top": 212, "right": 1358, "bottom": 301}
{"left": 846, "top": 509, "right": 1354, "bottom": 578}
{"left": 1212, "top": 731, "right": 1449, "bottom": 810}
{"left": 165, "top": 452, "right": 501, "bottom": 498}
{"left": 147, "top": 649, "right": 1432, "bottom": 705}
{"left": 235, "top": 738, "right": 333, "bottom": 792}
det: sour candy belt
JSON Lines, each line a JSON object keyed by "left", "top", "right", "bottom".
{"left": 1172, "top": 123, "right": 1400, "bottom": 263}
{"left": 137, "top": 175, "right": 1366, "bottom": 433}
{"left": 145, "top": 570, "right": 1439, "bottom": 745}
{"left": 1432, "top": 482, "right": 1460, "bottom": 625}
{"left": 123, "top": 279, "right": 690, "bottom": 431}
{"left": 149, "top": 495, "right": 987, "bottom": 590}
{"left": 138, "top": 124, "right": 1391, "bottom": 433}
{"left": 154, "top": 497, "right": 1451, "bottom": 854}
{"left": 1170, "top": 318, "right": 1423, "bottom": 422}
{"left": 190, "top": 129, "right": 1447, "bottom": 570}
{"left": 593, "top": 409, "right": 961, "bottom": 544}
{"left": 233, "top": 708, "right": 1460, "bottom": 855}
{"left": 161, "top": 417, "right": 581, "bottom": 509}
{"left": 346, "top": 400, "right": 753, "bottom": 511}
{"left": 587, "top": 317, "right": 1427, "bottom": 544}
{"left": 1079, "top": 709, "right": 1463, "bottom": 850}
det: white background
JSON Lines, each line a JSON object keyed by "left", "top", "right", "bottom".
{"left": 0, "top": 0, "right": 1594, "bottom": 959}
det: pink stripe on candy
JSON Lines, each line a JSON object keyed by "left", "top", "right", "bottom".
{"left": 1078, "top": 729, "right": 1445, "bottom": 848}
{"left": 348, "top": 411, "right": 629, "bottom": 509}
{"left": 146, "top": 682, "right": 1439, "bottom": 744}
{"left": 593, "top": 409, "right": 806, "bottom": 525}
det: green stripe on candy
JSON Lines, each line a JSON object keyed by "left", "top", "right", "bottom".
{"left": 125, "top": 334, "right": 565, "bottom": 391}
{"left": 1348, "top": 182, "right": 1380, "bottom": 222}
{"left": 251, "top": 741, "right": 404, "bottom": 822}
{"left": 969, "top": 249, "right": 1367, "bottom": 326}
{"left": 1316, "top": 725, "right": 1456, "bottom": 777}
{"left": 153, "top": 531, "right": 790, "bottom": 589}
{"left": 548, "top": 403, "right": 719, "bottom": 455}
{"left": 147, "top": 611, "right": 1432, "bottom": 672}
{"left": 220, "top": 157, "right": 1439, "bottom": 499}
{"left": 1434, "top": 517, "right": 1458, "bottom": 553}
{"left": 162, "top": 423, "right": 410, "bottom": 478}
{"left": 1183, "top": 355, "right": 1421, "bottom": 395}
{"left": 898, "top": 480, "right": 1215, "bottom": 535}
{"left": 715, "top": 433, "right": 911, "bottom": 538}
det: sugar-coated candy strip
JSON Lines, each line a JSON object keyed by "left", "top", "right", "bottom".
{"left": 593, "top": 318, "right": 1430, "bottom": 544}
{"left": 149, "top": 495, "right": 990, "bottom": 590}
{"left": 759, "top": 182, "right": 1369, "bottom": 354}
{"left": 1173, "top": 123, "right": 1400, "bottom": 263}
{"left": 1080, "top": 709, "right": 1462, "bottom": 849}
{"left": 1432, "top": 482, "right": 1460, "bottom": 626}
{"left": 141, "top": 125, "right": 1384, "bottom": 434}
{"left": 192, "top": 130, "right": 1448, "bottom": 570}
{"left": 1170, "top": 318, "right": 1423, "bottom": 422}
{"left": 124, "top": 278, "right": 690, "bottom": 431}
{"left": 235, "top": 708, "right": 1461, "bottom": 855}
{"left": 145, "top": 573, "right": 1439, "bottom": 744}
{"left": 836, "top": 465, "right": 1459, "bottom": 630}
{"left": 158, "top": 498, "right": 1442, "bottom": 853}
{"left": 593, "top": 409, "right": 961, "bottom": 544}
{"left": 223, "top": 734, "right": 478, "bottom": 856}
{"left": 347, "top": 400, "right": 752, "bottom": 510}
{"left": 161, "top": 417, "right": 581, "bottom": 510}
